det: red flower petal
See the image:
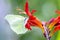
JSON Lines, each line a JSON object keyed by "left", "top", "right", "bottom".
{"left": 29, "top": 16, "right": 44, "bottom": 32}
{"left": 53, "top": 25, "right": 60, "bottom": 33}
{"left": 25, "top": 23, "right": 32, "bottom": 30}
{"left": 31, "top": 10, "right": 36, "bottom": 14}
{"left": 24, "top": 0, "right": 32, "bottom": 16}
{"left": 55, "top": 21, "right": 60, "bottom": 26}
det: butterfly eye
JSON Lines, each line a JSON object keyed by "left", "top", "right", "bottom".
{"left": 24, "top": 18, "right": 29, "bottom": 26}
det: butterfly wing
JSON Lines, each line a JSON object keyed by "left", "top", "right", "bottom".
{"left": 5, "top": 15, "right": 28, "bottom": 34}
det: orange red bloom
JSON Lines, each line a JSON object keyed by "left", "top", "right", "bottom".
{"left": 24, "top": 0, "right": 44, "bottom": 32}
{"left": 49, "top": 10, "right": 60, "bottom": 37}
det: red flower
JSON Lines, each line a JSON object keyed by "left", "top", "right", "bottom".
{"left": 24, "top": 0, "right": 44, "bottom": 32}
{"left": 49, "top": 10, "right": 60, "bottom": 37}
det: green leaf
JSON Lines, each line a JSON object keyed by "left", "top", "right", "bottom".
{"left": 5, "top": 15, "right": 28, "bottom": 34}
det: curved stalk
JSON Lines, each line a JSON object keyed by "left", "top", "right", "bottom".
{"left": 43, "top": 22, "right": 50, "bottom": 40}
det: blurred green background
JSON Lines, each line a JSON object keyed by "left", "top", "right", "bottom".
{"left": 0, "top": 0, "right": 60, "bottom": 40}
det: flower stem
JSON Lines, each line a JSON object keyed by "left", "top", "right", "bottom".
{"left": 43, "top": 22, "right": 50, "bottom": 40}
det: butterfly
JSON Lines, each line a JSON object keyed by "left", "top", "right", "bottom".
{"left": 5, "top": 14, "right": 28, "bottom": 34}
